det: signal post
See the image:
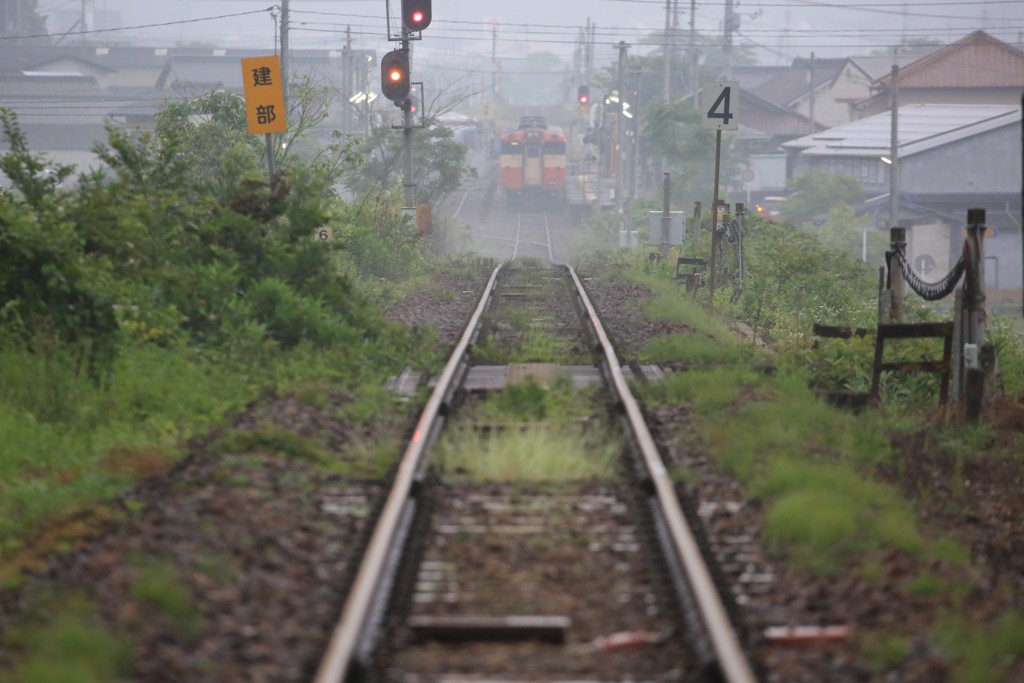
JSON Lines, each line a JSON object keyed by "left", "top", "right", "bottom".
{"left": 382, "top": 0, "right": 431, "bottom": 210}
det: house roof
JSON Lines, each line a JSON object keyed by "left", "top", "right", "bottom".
{"left": 875, "top": 30, "right": 1024, "bottom": 89}
{"left": 848, "top": 53, "right": 930, "bottom": 82}
{"left": 730, "top": 60, "right": 847, "bottom": 109}
{"left": 0, "top": 73, "right": 106, "bottom": 98}
{"left": 781, "top": 103, "right": 1020, "bottom": 159}
{"left": 25, "top": 55, "right": 118, "bottom": 74}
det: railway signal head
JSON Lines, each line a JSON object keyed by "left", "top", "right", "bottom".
{"left": 380, "top": 49, "right": 410, "bottom": 103}
{"left": 402, "top": 0, "right": 432, "bottom": 31}
{"left": 577, "top": 85, "right": 590, "bottom": 105}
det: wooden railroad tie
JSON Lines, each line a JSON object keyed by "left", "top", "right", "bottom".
{"left": 406, "top": 615, "right": 571, "bottom": 644}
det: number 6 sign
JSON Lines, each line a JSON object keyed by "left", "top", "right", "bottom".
{"left": 701, "top": 81, "right": 739, "bottom": 131}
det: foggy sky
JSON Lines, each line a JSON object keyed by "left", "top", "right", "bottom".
{"left": 47, "top": 1, "right": 1024, "bottom": 67}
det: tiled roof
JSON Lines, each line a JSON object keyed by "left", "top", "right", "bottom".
{"left": 751, "top": 59, "right": 846, "bottom": 108}
{"left": 847, "top": 54, "right": 925, "bottom": 82}
{"left": 875, "top": 30, "right": 1024, "bottom": 89}
{"left": 0, "top": 73, "right": 106, "bottom": 97}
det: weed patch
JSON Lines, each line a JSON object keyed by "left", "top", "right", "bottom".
{"left": 437, "top": 425, "right": 620, "bottom": 482}
{"left": 3, "top": 596, "right": 133, "bottom": 683}
{"left": 131, "top": 558, "right": 203, "bottom": 641}
{"left": 937, "top": 611, "right": 1024, "bottom": 683}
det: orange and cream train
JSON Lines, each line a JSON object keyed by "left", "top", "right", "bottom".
{"left": 498, "top": 116, "right": 567, "bottom": 205}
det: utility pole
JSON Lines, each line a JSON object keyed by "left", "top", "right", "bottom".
{"left": 80, "top": 0, "right": 92, "bottom": 44}
{"left": 662, "top": 0, "right": 672, "bottom": 100}
{"left": 724, "top": 0, "right": 734, "bottom": 79}
{"left": 491, "top": 24, "right": 498, "bottom": 100}
{"left": 280, "top": 0, "right": 290, "bottom": 112}
{"left": 342, "top": 27, "right": 352, "bottom": 134}
{"left": 614, "top": 41, "right": 630, "bottom": 215}
{"left": 889, "top": 61, "right": 899, "bottom": 236}
{"left": 807, "top": 52, "right": 816, "bottom": 134}
{"left": 888, "top": 60, "right": 904, "bottom": 322}
{"left": 402, "top": 31, "right": 415, "bottom": 208}
{"left": 690, "top": 0, "right": 699, "bottom": 102}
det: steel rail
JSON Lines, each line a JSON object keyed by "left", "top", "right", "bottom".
{"left": 568, "top": 266, "right": 759, "bottom": 683}
{"left": 313, "top": 264, "right": 504, "bottom": 683}
{"left": 543, "top": 211, "right": 555, "bottom": 263}
{"left": 452, "top": 187, "right": 472, "bottom": 220}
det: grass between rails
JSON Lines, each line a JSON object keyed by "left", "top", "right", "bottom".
{"left": 437, "top": 377, "right": 621, "bottom": 482}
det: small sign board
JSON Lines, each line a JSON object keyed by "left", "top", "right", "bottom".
{"left": 648, "top": 211, "right": 686, "bottom": 246}
{"left": 701, "top": 81, "right": 739, "bottom": 131}
{"left": 314, "top": 227, "right": 333, "bottom": 242}
{"left": 960, "top": 226, "right": 997, "bottom": 238}
{"left": 241, "top": 55, "right": 288, "bottom": 134}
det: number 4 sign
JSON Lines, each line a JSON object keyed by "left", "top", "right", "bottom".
{"left": 701, "top": 81, "right": 739, "bottom": 131}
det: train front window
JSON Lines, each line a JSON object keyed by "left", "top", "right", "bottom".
{"left": 526, "top": 144, "right": 541, "bottom": 158}
{"left": 501, "top": 141, "right": 520, "bottom": 154}
{"left": 543, "top": 141, "right": 566, "bottom": 154}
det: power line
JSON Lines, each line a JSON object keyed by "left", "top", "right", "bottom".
{"left": 0, "top": 7, "right": 276, "bottom": 41}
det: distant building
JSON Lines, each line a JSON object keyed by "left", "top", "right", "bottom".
{"left": 0, "top": 45, "right": 370, "bottom": 183}
{"left": 856, "top": 30, "right": 1024, "bottom": 116}
{"left": 782, "top": 103, "right": 1021, "bottom": 301}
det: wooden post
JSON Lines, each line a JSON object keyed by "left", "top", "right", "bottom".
{"left": 660, "top": 172, "right": 671, "bottom": 261}
{"left": 963, "top": 207, "right": 988, "bottom": 422}
{"left": 888, "top": 227, "right": 907, "bottom": 323}
{"left": 691, "top": 200, "right": 702, "bottom": 254}
{"left": 708, "top": 129, "right": 722, "bottom": 312}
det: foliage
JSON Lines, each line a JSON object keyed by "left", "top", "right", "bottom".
{"left": 805, "top": 202, "right": 889, "bottom": 266}
{"left": 3, "top": 597, "right": 133, "bottom": 683}
{"left": 2, "top": 0, "right": 49, "bottom": 45}
{"left": 640, "top": 100, "right": 733, "bottom": 204}
{"left": 339, "top": 117, "right": 475, "bottom": 206}
{"left": 782, "top": 171, "right": 864, "bottom": 226}
{"left": 0, "top": 80, "right": 441, "bottom": 557}
{"left": 0, "top": 110, "right": 118, "bottom": 380}
{"left": 737, "top": 216, "right": 878, "bottom": 344}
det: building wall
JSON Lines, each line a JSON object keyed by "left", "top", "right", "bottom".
{"left": 901, "top": 124, "right": 1021, "bottom": 195}
{"left": 859, "top": 87, "right": 1022, "bottom": 116}
{"left": 793, "top": 66, "right": 873, "bottom": 128}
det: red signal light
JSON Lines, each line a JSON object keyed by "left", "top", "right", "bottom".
{"left": 401, "top": 0, "right": 431, "bottom": 30}
{"left": 380, "top": 50, "right": 410, "bottom": 102}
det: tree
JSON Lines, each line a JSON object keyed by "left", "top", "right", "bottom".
{"left": 782, "top": 171, "right": 864, "bottom": 226}
{"left": 1, "top": 0, "right": 50, "bottom": 44}
{"left": 340, "top": 111, "right": 474, "bottom": 207}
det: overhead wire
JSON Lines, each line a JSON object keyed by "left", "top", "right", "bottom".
{"left": 0, "top": 7, "right": 278, "bottom": 41}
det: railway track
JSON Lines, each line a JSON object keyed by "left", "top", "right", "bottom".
{"left": 314, "top": 262, "right": 758, "bottom": 683}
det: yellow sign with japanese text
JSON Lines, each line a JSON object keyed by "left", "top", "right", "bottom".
{"left": 241, "top": 55, "right": 288, "bottom": 134}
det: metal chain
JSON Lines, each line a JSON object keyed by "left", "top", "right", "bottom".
{"left": 716, "top": 218, "right": 741, "bottom": 244}
{"left": 886, "top": 246, "right": 965, "bottom": 301}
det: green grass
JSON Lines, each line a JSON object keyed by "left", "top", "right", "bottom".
{"left": 937, "top": 612, "right": 1024, "bottom": 683}
{"left": 861, "top": 630, "right": 909, "bottom": 671}
{"left": 637, "top": 366, "right": 759, "bottom": 413}
{"left": 130, "top": 558, "right": 203, "bottom": 641}
{"left": 214, "top": 427, "right": 330, "bottom": 464}
{"left": 631, "top": 272, "right": 738, "bottom": 343}
{"left": 640, "top": 332, "right": 755, "bottom": 365}
{"left": 0, "top": 337, "right": 417, "bottom": 564}
{"left": 469, "top": 376, "right": 601, "bottom": 423}
{"left": 1, "top": 596, "right": 132, "bottom": 683}
{"left": 436, "top": 424, "right": 620, "bottom": 482}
